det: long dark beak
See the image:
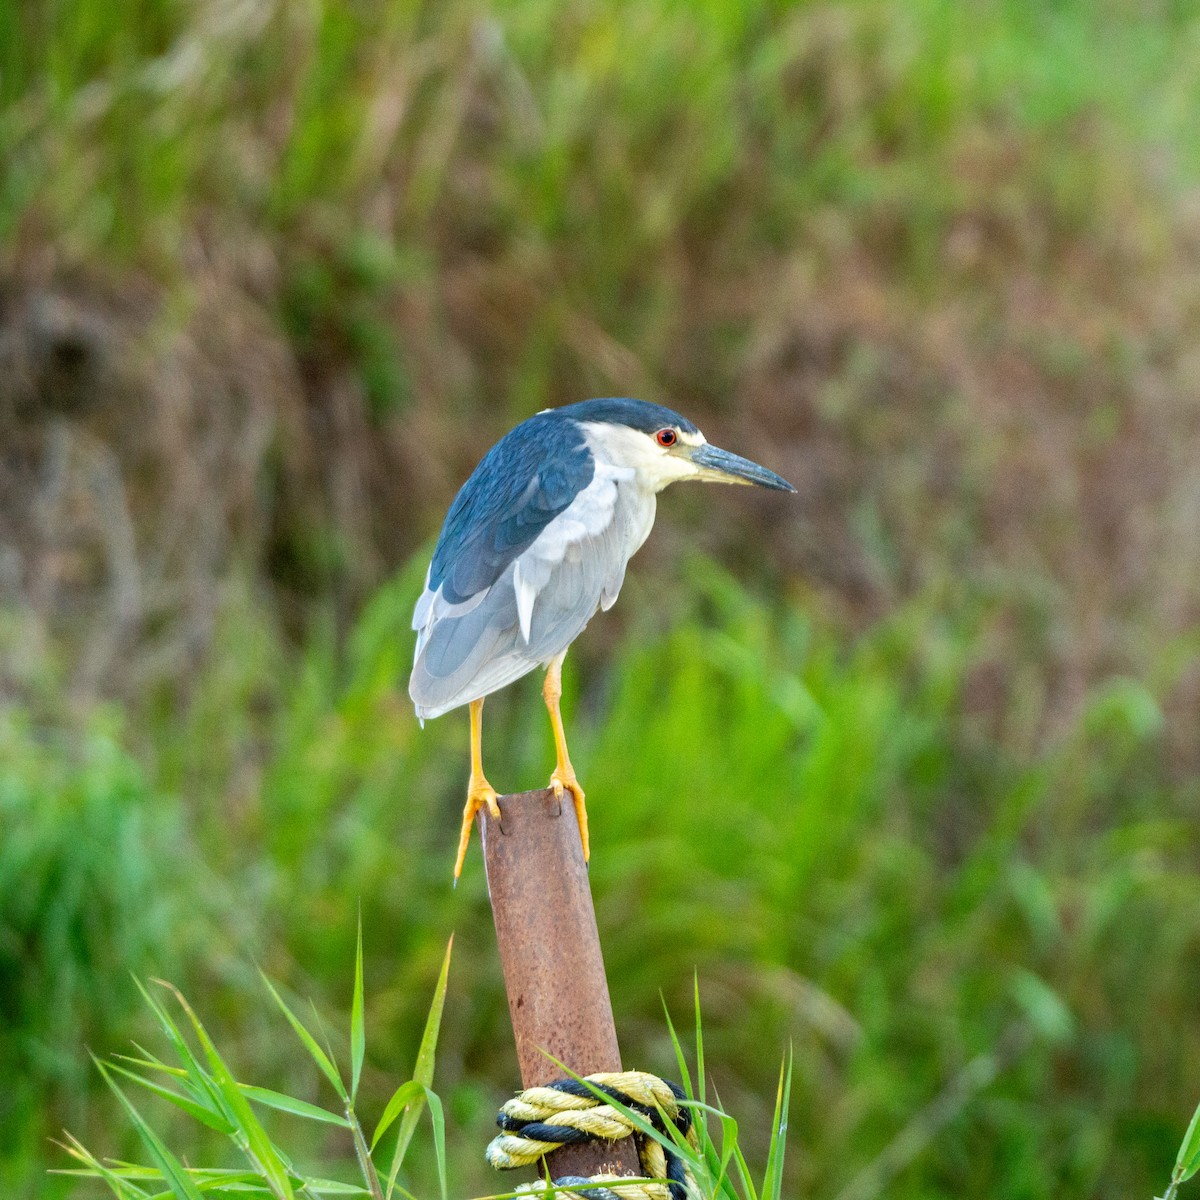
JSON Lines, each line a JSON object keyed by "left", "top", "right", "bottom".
{"left": 689, "top": 443, "right": 796, "bottom": 492}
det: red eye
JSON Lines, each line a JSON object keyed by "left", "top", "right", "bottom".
{"left": 655, "top": 428, "right": 677, "bottom": 447}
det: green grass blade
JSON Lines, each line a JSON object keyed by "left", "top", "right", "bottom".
{"left": 415, "top": 936, "right": 454, "bottom": 1086}
{"left": 50, "top": 1175, "right": 147, "bottom": 1198}
{"left": 107, "top": 1060, "right": 236, "bottom": 1134}
{"left": 662, "top": 1000, "right": 741, "bottom": 1196}
{"left": 159, "top": 983, "right": 295, "bottom": 1200}
{"left": 711, "top": 1082, "right": 759, "bottom": 1200}
{"left": 240, "top": 1084, "right": 353, "bottom": 1128}
{"left": 94, "top": 1059, "right": 207, "bottom": 1200}
{"left": 66, "top": 1165, "right": 365, "bottom": 1194}
{"left": 260, "top": 971, "right": 349, "bottom": 1103}
{"left": 298, "top": 1180, "right": 374, "bottom": 1195}
{"left": 424, "top": 1086, "right": 448, "bottom": 1200}
{"left": 133, "top": 980, "right": 227, "bottom": 1117}
{"left": 760, "top": 1050, "right": 793, "bottom": 1200}
{"left": 671, "top": 1097, "right": 743, "bottom": 1200}
{"left": 57, "top": 1163, "right": 348, "bottom": 1191}
{"left": 115, "top": 1051, "right": 188, "bottom": 1079}
{"left": 351, "top": 915, "right": 366, "bottom": 1104}
{"left": 144, "top": 1172, "right": 265, "bottom": 1196}
{"left": 64, "top": 1162, "right": 166, "bottom": 1180}
{"left": 712, "top": 1109, "right": 741, "bottom": 1200}
{"left": 673, "top": 1098, "right": 748, "bottom": 1200}
{"left": 381, "top": 1084, "right": 444, "bottom": 1200}
{"left": 661, "top": 997, "right": 695, "bottom": 1100}
{"left": 55, "top": 1133, "right": 151, "bottom": 1198}
{"left": 383, "top": 935, "right": 452, "bottom": 1200}
{"left": 370, "top": 1080, "right": 423, "bottom": 1151}
{"left": 1175, "top": 1095, "right": 1200, "bottom": 1181}
{"left": 732, "top": 1142, "right": 761, "bottom": 1200}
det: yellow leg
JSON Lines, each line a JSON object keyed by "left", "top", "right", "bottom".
{"left": 453, "top": 698, "right": 501, "bottom": 883}
{"left": 543, "top": 655, "right": 589, "bottom": 862}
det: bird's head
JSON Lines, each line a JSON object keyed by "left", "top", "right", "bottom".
{"left": 561, "top": 397, "right": 796, "bottom": 494}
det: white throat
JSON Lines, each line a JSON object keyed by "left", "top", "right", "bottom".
{"left": 579, "top": 422, "right": 704, "bottom": 493}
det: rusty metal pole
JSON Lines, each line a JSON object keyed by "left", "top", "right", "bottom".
{"left": 479, "top": 788, "right": 641, "bottom": 1180}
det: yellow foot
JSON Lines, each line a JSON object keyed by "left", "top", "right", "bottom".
{"left": 453, "top": 780, "right": 501, "bottom": 884}
{"left": 550, "top": 768, "right": 589, "bottom": 863}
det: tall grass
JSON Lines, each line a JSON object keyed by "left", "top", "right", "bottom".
{"left": 0, "top": 708, "right": 199, "bottom": 1172}
{"left": 6, "top": 0, "right": 1200, "bottom": 781}
{"left": 5, "top": 558, "right": 1199, "bottom": 1197}
{"left": 6, "top": 0, "right": 1200, "bottom": 270}
{"left": 60, "top": 928, "right": 794, "bottom": 1200}
{"left": 5, "top": 0, "right": 1200, "bottom": 1196}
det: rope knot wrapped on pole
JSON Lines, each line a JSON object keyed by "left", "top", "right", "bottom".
{"left": 485, "top": 1070, "right": 697, "bottom": 1200}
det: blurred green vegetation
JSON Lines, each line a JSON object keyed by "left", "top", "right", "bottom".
{"left": 7, "top": 565, "right": 1200, "bottom": 1198}
{"left": 3, "top": 0, "right": 1200, "bottom": 1197}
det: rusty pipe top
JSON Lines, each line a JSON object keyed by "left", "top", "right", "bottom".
{"left": 480, "top": 789, "right": 641, "bottom": 1180}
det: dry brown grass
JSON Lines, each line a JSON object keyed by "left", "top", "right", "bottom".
{"left": 3, "top": 0, "right": 1200, "bottom": 765}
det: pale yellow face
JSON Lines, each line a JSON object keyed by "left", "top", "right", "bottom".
{"left": 579, "top": 421, "right": 709, "bottom": 492}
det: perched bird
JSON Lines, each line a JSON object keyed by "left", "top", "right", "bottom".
{"left": 410, "top": 398, "right": 795, "bottom": 880}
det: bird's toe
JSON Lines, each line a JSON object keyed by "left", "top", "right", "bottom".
{"left": 550, "top": 769, "right": 589, "bottom": 862}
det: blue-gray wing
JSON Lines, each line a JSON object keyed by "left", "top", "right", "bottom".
{"left": 425, "top": 412, "right": 594, "bottom": 605}
{"left": 409, "top": 463, "right": 653, "bottom": 719}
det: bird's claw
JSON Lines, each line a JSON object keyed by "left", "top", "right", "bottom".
{"left": 453, "top": 780, "right": 501, "bottom": 883}
{"left": 549, "top": 768, "right": 589, "bottom": 863}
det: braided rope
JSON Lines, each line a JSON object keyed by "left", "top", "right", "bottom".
{"left": 486, "top": 1071, "right": 697, "bottom": 1200}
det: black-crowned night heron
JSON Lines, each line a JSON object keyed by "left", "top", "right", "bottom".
{"left": 410, "top": 398, "right": 795, "bottom": 880}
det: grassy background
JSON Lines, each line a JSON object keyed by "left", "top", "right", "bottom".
{"left": 4, "top": 0, "right": 1200, "bottom": 1196}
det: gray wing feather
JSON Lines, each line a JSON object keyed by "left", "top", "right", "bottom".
{"left": 426, "top": 413, "right": 594, "bottom": 605}
{"left": 410, "top": 465, "right": 650, "bottom": 718}
{"left": 411, "top": 564, "right": 435, "bottom": 631}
